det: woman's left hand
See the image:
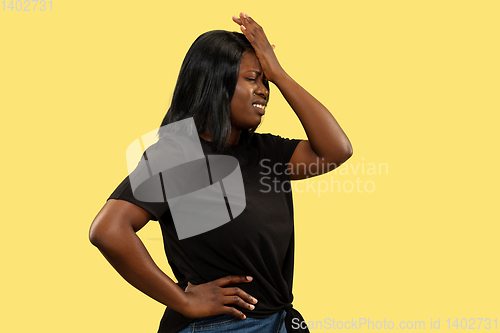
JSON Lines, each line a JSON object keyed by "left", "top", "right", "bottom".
{"left": 232, "top": 13, "right": 285, "bottom": 83}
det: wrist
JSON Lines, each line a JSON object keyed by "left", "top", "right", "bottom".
{"left": 270, "top": 69, "right": 290, "bottom": 86}
{"left": 177, "top": 291, "right": 192, "bottom": 317}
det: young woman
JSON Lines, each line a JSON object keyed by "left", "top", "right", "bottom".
{"left": 89, "top": 13, "right": 353, "bottom": 333}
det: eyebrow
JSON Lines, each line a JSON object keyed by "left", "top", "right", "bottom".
{"left": 246, "top": 70, "right": 262, "bottom": 75}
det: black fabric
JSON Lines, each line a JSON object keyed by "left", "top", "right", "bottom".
{"left": 108, "top": 132, "right": 309, "bottom": 333}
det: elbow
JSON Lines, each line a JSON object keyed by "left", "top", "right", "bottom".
{"left": 89, "top": 224, "right": 104, "bottom": 248}
{"left": 343, "top": 144, "right": 353, "bottom": 161}
{"left": 89, "top": 227, "right": 118, "bottom": 251}
{"left": 336, "top": 150, "right": 352, "bottom": 166}
{"left": 318, "top": 143, "right": 353, "bottom": 171}
{"left": 338, "top": 137, "right": 353, "bottom": 162}
{"left": 89, "top": 219, "right": 112, "bottom": 249}
{"left": 328, "top": 144, "right": 353, "bottom": 169}
{"left": 333, "top": 143, "right": 353, "bottom": 165}
{"left": 89, "top": 217, "right": 134, "bottom": 250}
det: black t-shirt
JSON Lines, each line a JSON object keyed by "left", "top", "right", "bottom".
{"left": 108, "top": 132, "right": 309, "bottom": 332}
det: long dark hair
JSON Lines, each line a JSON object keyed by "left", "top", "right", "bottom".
{"left": 157, "top": 30, "right": 270, "bottom": 152}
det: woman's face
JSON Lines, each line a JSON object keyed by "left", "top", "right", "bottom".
{"left": 230, "top": 51, "right": 269, "bottom": 131}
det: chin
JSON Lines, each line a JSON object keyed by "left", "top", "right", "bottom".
{"left": 251, "top": 120, "right": 262, "bottom": 129}
{"left": 253, "top": 116, "right": 263, "bottom": 125}
{"left": 233, "top": 118, "right": 262, "bottom": 131}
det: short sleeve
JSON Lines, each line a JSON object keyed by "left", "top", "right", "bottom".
{"left": 272, "top": 134, "right": 302, "bottom": 164}
{"left": 255, "top": 133, "right": 301, "bottom": 178}
{"left": 107, "top": 176, "right": 170, "bottom": 221}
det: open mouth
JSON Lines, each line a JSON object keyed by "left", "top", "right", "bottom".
{"left": 252, "top": 103, "right": 265, "bottom": 115}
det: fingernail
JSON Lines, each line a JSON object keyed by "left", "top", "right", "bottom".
{"left": 253, "top": 297, "right": 258, "bottom": 303}
{"left": 249, "top": 304, "right": 255, "bottom": 310}
{"left": 243, "top": 12, "right": 248, "bottom": 18}
{"left": 246, "top": 276, "right": 253, "bottom": 281}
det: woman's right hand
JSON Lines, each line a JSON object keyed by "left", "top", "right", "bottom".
{"left": 181, "top": 275, "right": 259, "bottom": 319}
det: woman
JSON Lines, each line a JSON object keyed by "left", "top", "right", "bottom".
{"left": 89, "top": 13, "right": 353, "bottom": 333}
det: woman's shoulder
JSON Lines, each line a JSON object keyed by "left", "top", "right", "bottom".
{"left": 250, "top": 132, "right": 281, "bottom": 144}
{"left": 244, "top": 132, "right": 280, "bottom": 152}
{"left": 251, "top": 132, "right": 301, "bottom": 146}
{"left": 249, "top": 132, "right": 302, "bottom": 164}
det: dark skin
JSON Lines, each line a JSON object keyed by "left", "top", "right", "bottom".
{"left": 231, "top": 12, "right": 353, "bottom": 180}
{"left": 90, "top": 199, "right": 258, "bottom": 320}
{"left": 89, "top": 13, "right": 352, "bottom": 321}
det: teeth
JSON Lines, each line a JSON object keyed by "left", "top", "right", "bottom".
{"left": 253, "top": 104, "right": 264, "bottom": 110}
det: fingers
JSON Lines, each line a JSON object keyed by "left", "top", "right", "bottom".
{"left": 211, "top": 275, "right": 256, "bottom": 307}
{"left": 223, "top": 287, "right": 258, "bottom": 305}
{"left": 222, "top": 305, "right": 247, "bottom": 320}
{"left": 216, "top": 275, "right": 253, "bottom": 287}
{"left": 243, "top": 13, "right": 256, "bottom": 25}
{"left": 220, "top": 288, "right": 260, "bottom": 319}
{"left": 238, "top": 12, "right": 255, "bottom": 33}
{"left": 223, "top": 295, "right": 256, "bottom": 312}
{"left": 240, "top": 13, "right": 261, "bottom": 32}
{"left": 233, "top": 14, "right": 247, "bottom": 33}
{"left": 235, "top": 12, "right": 270, "bottom": 47}
{"left": 232, "top": 15, "right": 242, "bottom": 25}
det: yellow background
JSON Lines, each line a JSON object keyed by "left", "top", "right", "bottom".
{"left": 1, "top": 0, "right": 498, "bottom": 332}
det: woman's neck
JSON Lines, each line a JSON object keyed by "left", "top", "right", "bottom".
{"left": 200, "top": 129, "right": 242, "bottom": 146}
{"left": 227, "top": 129, "right": 242, "bottom": 146}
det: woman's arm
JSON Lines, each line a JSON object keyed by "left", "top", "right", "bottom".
{"left": 233, "top": 13, "right": 353, "bottom": 180}
{"left": 89, "top": 199, "right": 188, "bottom": 312}
{"left": 89, "top": 199, "right": 258, "bottom": 319}
{"left": 273, "top": 72, "right": 353, "bottom": 180}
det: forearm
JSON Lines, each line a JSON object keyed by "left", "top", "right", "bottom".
{"left": 273, "top": 71, "right": 353, "bottom": 161}
{"left": 92, "top": 229, "right": 188, "bottom": 314}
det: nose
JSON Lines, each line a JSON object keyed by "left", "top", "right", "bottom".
{"left": 255, "top": 83, "right": 269, "bottom": 100}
